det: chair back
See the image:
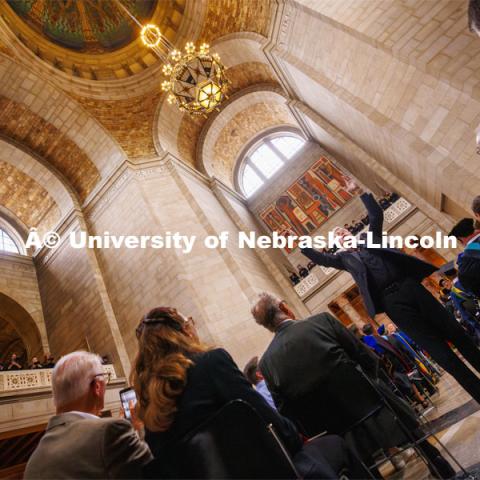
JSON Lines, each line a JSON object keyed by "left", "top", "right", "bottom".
{"left": 143, "top": 399, "right": 299, "bottom": 479}
{"left": 281, "top": 362, "right": 384, "bottom": 438}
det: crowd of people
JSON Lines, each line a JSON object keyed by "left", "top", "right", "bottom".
{"left": 23, "top": 188, "right": 480, "bottom": 480}
{"left": 289, "top": 191, "right": 401, "bottom": 285}
{"left": 0, "top": 353, "right": 55, "bottom": 371}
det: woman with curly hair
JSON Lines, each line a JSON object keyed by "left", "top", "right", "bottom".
{"left": 131, "top": 306, "right": 367, "bottom": 478}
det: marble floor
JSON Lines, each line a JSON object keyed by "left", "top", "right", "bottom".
{"left": 380, "top": 371, "right": 480, "bottom": 479}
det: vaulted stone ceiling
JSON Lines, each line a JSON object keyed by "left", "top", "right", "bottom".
{"left": 0, "top": 162, "right": 60, "bottom": 235}
{"left": 0, "top": 0, "right": 282, "bottom": 237}
{"left": 0, "top": 97, "right": 100, "bottom": 202}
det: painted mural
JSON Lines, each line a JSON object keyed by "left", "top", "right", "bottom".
{"left": 260, "top": 157, "right": 361, "bottom": 251}
{"left": 7, "top": 0, "right": 157, "bottom": 52}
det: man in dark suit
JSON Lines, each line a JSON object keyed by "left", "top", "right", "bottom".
{"left": 301, "top": 192, "right": 480, "bottom": 403}
{"left": 251, "top": 293, "right": 455, "bottom": 478}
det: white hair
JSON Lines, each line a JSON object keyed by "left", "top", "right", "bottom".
{"left": 52, "top": 351, "right": 103, "bottom": 409}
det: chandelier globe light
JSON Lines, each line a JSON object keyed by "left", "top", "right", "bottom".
{"left": 115, "top": 0, "right": 229, "bottom": 117}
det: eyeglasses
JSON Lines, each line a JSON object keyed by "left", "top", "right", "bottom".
{"left": 92, "top": 372, "right": 111, "bottom": 385}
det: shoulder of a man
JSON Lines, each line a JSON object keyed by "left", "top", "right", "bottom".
{"left": 102, "top": 417, "right": 153, "bottom": 476}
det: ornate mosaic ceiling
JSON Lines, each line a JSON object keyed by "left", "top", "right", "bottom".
{"left": 7, "top": 0, "right": 157, "bottom": 53}
{"left": 1, "top": 0, "right": 186, "bottom": 80}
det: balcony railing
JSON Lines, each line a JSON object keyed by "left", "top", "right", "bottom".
{"left": 0, "top": 365, "right": 117, "bottom": 394}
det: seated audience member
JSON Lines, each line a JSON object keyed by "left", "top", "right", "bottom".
{"left": 131, "top": 307, "right": 367, "bottom": 479}
{"left": 379, "top": 196, "right": 391, "bottom": 209}
{"left": 362, "top": 325, "right": 429, "bottom": 407}
{"left": 307, "top": 261, "right": 316, "bottom": 271}
{"left": 289, "top": 271, "right": 300, "bottom": 285}
{"left": 29, "top": 357, "right": 43, "bottom": 369}
{"left": 388, "top": 192, "right": 400, "bottom": 203}
{"left": 7, "top": 353, "right": 22, "bottom": 370}
{"left": 344, "top": 223, "right": 353, "bottom": 233}
{"left": 252, "top": 293, "right": 455, "bottom": 479}
{"left": 450, "top": 281, "right": 480, "bottom": 346}
{"left": 43, "top": 353, "right": 55, "bottom": 368}
{"left": 24, "top": 351, "right": 152, "bottom": 479}
{"left": 298, "top": 264, "right": 309, "bottom": 278}
{"left": 243, "top": 356, "right": 276, "bottom": 409}
{"left": 354, "top": 220, "right": 364, "bottom": 233}
{"left": 449, "top": 218, "right": 480, "bottom": 297}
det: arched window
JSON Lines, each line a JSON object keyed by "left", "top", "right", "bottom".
{"left": 239, "top": 132, "right": 306, "bottom": 198}
{"left": 0, "top": 228, "right": 20, "bottom": 254}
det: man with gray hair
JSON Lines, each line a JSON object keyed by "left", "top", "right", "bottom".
{"left": 25, "top": 351, "right": 152, "bottom": 479}
{"left": 252, "top": 293, "right": 455, "bottom": 478}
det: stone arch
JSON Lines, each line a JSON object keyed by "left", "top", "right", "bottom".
{"left": 0, "top": 54, "right": 126, "bottom": 195}
{"left": 197, "top": 87, "right": 298, "bottom": 188}
{"left": 0, "top": 139, "right": 77, "bottom": 236}
{"left": 0, "top": 292, "right": 46, "bottom": 360}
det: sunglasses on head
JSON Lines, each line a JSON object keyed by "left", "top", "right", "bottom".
{"left": 135, "top": 309, "right": 184, "bottom": 338}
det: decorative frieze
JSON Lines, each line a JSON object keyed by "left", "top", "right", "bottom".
{"left": 0, "top": 365, "right": 116, "bottom": 393}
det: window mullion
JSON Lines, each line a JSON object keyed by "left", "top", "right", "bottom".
{"left": 265, "top": 139, "right": 288, "bottom": 163}
{"left": 247, "top": 156, "right": 268, "bottom": 181}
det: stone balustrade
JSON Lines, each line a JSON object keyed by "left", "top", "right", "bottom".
{"left": 0, "top": 364, "right": 117, "bottom": 393}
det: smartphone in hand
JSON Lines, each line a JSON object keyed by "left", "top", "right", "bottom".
{"left": 119, "top": 387, "right": 137, "bottom": 421}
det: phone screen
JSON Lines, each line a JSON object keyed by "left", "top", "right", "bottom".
{"left": 119, "top": 387, "right": 137, "bottom": 421}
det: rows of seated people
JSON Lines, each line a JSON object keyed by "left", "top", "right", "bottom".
{"left": 25, "top": 296, "right": 456, "bottom": 480}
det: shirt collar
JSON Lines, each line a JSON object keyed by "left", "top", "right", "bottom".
{"left": 69, "top": 411, "right": 99, "bottom": 420}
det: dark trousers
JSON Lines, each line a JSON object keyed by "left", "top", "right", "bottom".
{"left": 294, "top": 434, "right": 370, "bottom": 479}
{"left": 383, "top": 278, "right": 480, "bottom": 403}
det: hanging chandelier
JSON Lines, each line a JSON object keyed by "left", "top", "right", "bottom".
{"left": 115, "top": 2, "right": 229, "bottom": 117}
{"left": 160, "top": 42, "right": 229, "bottom": 116}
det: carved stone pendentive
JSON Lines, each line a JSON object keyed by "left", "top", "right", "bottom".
{"left": 87, "top": 159, "right": 175, "bottom": 223}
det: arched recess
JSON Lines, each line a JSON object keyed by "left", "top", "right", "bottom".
{"left": 0, "top": 292, "right": 46, "bottom": 360}
{"left": 0, "top": 54, "right": 126, "bottom": 199}
{"left": 197, "top": 87, "right": 299, "bottom": 188}
{"left": 0, "top": 139, "right": 77, "bottom": 236}
{"left": 153, "top": 33, "right": 280, "bottom": 167}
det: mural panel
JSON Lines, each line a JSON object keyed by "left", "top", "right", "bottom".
{"left": 260, "top": 157, "right": 361, "bottom": 252}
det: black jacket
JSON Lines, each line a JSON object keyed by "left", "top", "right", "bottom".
{"left": 259, "top": 313, "right": 378, "bottom": 412}
{"left": 145, "top": 348, "right": 302, "bottom": 458}
{"left": 301, "top": 193, "right": 437, "bottom": 316}
{"left": 458, "top": 236, "right": 480, "bottom": 297}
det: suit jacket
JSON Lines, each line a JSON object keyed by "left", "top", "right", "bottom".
{"left": 259, "top": 313, "right": 378, "bottom": 412}
{"left": 24, "top": 412, "right": 152, "bottom": 479}
{"left": 301, "top": 192, "right": 437, "bottom": 316}
{"left": 145, "top": 348, "right": 301, "bottom": 459}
